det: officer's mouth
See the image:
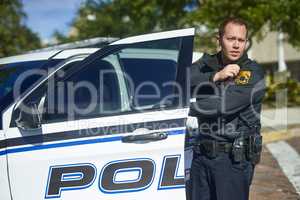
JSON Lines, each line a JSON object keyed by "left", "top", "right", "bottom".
{"left": 229, "top": 51, "right": 240, "bottom": 57}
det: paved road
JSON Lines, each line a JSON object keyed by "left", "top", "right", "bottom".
{"left": 250, "top": 136, "right": 300, "bottom": 200}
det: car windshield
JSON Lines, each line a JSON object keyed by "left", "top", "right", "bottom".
{"left": 0, "top": 59, "right": 63, "bottom": 99}
{"left": 0, "top": 59, "right": 62, "bottom": 129}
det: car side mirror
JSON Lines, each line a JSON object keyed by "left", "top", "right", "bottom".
{"left": 15, "top": 102, "right": 42, "bottom": 130}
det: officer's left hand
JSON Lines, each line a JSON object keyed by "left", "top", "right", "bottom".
{"left": 213, "top": 64, "right": 240, "bottom": 82}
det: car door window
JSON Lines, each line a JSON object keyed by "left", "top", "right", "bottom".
{"left": 13, "top": 37, "right": 184, "bottom": 125}
{"left": 120, "top": 50, "right": 178, "bottom": 109}
{"left": 43, "top": 56, "right": 122, "bottom": 122}
{"left": 118, "top": 37, "right": 181, "bottom": 110}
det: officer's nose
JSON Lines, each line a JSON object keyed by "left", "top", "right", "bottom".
{"left": 233, "top": 40, "right": 239, "bottom": 49}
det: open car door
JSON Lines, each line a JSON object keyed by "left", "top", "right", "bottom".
{"left": 3, "top": 28, "right": 194, "bottom": 200}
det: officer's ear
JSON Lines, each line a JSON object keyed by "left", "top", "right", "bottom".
{"left": 216, "top": 35, "right": 220, "bottom": 45}
{"left": 216, "top": 35, "right": 223, "bottom": 50}
{"left": 245, "top": 39, "right": 250, "bottom": 50}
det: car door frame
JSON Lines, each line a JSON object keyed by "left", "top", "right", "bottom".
{"left": 2, "top": 28, "right": 195, "bottom": 200}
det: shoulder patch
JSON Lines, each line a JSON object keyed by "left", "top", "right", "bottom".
{"left": 235, "top": 70, "right": 251, "bottom": 85}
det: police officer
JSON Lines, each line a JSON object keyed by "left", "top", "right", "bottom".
{"left": 189, "top": 18, "right": 266, "bottom": 200}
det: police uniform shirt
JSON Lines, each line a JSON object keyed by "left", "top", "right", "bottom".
{"left": 190, "top": 52, "right": 266, "bottom": 141}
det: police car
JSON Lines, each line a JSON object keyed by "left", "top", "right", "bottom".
{"left": 0, "top": 28, "right": 196, "bottom": 200}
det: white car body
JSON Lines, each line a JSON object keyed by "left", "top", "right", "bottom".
{"left": 0, "top": 28, "right": 196, "bottom": 200}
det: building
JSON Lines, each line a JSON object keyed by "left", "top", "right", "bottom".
{"left": 249, "top": 31, "right": 300, "bottom": 81}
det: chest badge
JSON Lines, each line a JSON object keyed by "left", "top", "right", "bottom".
{"left": 235, "top": 70, "right": 251, "bottom": 85}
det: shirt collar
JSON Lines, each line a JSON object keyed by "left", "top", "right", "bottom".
{"left": 218, "top": 51, "right": 249, "bottom": 68}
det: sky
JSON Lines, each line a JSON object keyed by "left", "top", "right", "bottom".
{"left": 22, "top": 0, "right": 86, "bottom": 43}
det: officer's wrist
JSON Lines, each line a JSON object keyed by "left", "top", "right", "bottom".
{"left": 212, "top": 72, "right": 220, "bottom": 82}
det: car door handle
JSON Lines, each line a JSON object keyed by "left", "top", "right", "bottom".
{"left": 121, "top": 132, "right": 168, "bottom": 143}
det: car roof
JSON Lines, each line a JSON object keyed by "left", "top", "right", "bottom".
{"left": 0, "top": 45, "right": 202, "bottom": 65}
{"left": 0, "top": 48, "right": 99, "bottom": 65}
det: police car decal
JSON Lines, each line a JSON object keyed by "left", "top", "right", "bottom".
{"left": 158, "top": 155, "right": 184, "bottom": 190}
{"left": 45, "top": 155, "right": 184, "bottom": 198}
{"left": 99, "top": 158, "right": 156, "bottom": 194}
{"left": 45, "top": 163, "right": 97, "bottom": 199}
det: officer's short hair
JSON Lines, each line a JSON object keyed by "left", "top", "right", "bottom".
{"left": 218, "top": 17, "right": 248, "bottom": 38}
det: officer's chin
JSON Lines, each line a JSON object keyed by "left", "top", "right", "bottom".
{"left": 227, "top": 55, "right": 241, "bottom": 62}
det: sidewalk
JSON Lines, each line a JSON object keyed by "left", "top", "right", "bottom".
{"left": 250, "top": 146, "right": 300, "bottom": 200}
{"left": 250, "top": 108, "right": 300, "bottom": 199}
{"left": 261, "top": 107, "right": 300, "bottom": 131}
{"left": 261, "top": 107, "right": 300, "bottom": 143}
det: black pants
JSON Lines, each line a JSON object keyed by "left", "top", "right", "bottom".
{"left": 190, "top": 151, "right": 254, "bottom": 200}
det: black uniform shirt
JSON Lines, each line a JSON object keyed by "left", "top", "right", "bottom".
{"left": 190, "top": 52, "right": 266, "bottom": 141}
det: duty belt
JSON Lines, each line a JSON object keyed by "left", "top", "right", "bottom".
{"left": 194, "top": 139, "right": 233, "bottom": 157}
{"left": 194, "top": 134, "right": 262, "bottom": 165}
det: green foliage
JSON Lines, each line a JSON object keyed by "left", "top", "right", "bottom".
{"left": 187, "top": 0, "right": 300, "bottom": 52}
{"left": 267, "top": 0, "right": 300, "bottom": 48}
{"left": 55, "top": 0, "right": 300, "bottom": 53}
{"left": 55, "top": 0, "right": 196, "bottom": 42}
{"left": 0, "top": 0, "right": 41, "bottom": 57}
{"left": 263, "top": 78, "right": 300, "bottom": 107}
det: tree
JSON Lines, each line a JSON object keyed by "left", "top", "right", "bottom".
{"left": 186, "top": 0, "right": 300, "bottom": 52}
{"left": 54, "top": 0, "right": 196, "bottom": 43}
{"left": 55, "top": 0, "right": 300, "bottom": 54}
{"left": 0, "top": 0, "right": 41, "bottom": 57}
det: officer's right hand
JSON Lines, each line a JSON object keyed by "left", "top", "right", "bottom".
{"left": 213, "top": 64, "right": 240, "bottom": 82}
